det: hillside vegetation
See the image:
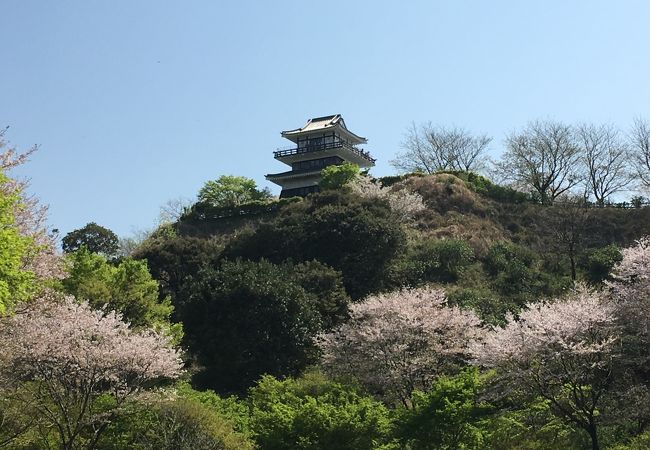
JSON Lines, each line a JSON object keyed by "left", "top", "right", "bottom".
{"left": 2, "top": 134, "right": 650, "bottom": 449}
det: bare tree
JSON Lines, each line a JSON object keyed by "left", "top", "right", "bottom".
{"left": 577, "top": 123, "right": 632, "bottom": 206}
{"left": 159, "top": 196, "right": 193, "bottom": 224}
{"left": 498, "top": 120, "right": 582, "bottom": 205}
{"left": 549, "top": 196, "right": 591, "bottom": 281}
{"left": 630, "top": 117, "right": 650, "bottom": 191}
{"left": 391, "top": 123, "right": 491, "bottom": 174}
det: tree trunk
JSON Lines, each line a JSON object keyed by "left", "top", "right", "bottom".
{"left": 569, "top": 248, "right": 576, "bottom": 281}
{"left": 587, "top": 422, "right": 600, "bottom": 450}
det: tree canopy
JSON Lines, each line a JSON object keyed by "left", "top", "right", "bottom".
{"left": 198, "top": 175, "right": 272, "bottom": 208}
{"left": 62, "top": 222, "right": 120, "bottom": 257}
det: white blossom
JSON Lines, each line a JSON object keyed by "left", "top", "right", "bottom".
{"left": 350, "top": 175, "right": 425, "bottom": 221}
{"left": 0, "top": 292, "right": 183, "bottom": 448}
{"left": 319, "top": 286, "right": 484, "bottom": 406}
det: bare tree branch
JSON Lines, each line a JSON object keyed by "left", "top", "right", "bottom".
{"left": 630, "top": 117, "right": 650, "bottom": 191}
{"left": 497, "top": 120, "right": 582, "bottom": 205}
{"left": 391, "top": 123, "right": 491, "bottom": 174}
{"left": 577, "top": 123, "right": 632, "bottom": 206}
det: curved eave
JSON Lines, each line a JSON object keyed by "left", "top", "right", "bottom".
{"left": 281, "top": 124, "right": 367, "bottom": 145}
{"left": 265, "top": 169, "right": 322, "bottom": 188}
{"left": 265, "top": 169, "right": 321, "bottom": 181}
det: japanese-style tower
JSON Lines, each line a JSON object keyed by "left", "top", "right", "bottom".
{"left": 266, "top": 114, "right": 375, "bottom": 198}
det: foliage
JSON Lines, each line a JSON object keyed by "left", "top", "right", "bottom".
{"left": 472, "top": 286, "right": 618, "bottom": 450}
{"left": 442, "top": 170, "right": 531, "bottom": 204}
{"left": 484, "top": 242, "right": 548, "bottom": 303}
{"left": 198, "top": 175, "right": 272, "bottom": 208}
{"left": 0, "top": 292, "right": 182, "bottom": 450}
{"left": 319, "top": 162, "right": 360, "bottom": 190}
{"left": 0, "top": 171, "right": 36, "bottom": 314}
{"left": 133, "top": 234, "right": 223, "bottom": 316}
{"left": 446, "top": 287, "right": 508, "bottom": 326}
{"left": 485, "top": 397, "right": 587, "bottom": 450}
{"left": 0, "top": 132, "right": 64, "bottom": 285}
{"left": 607, "top": 237, "right": 650, "bottom": 430}
{"left": 62, "top": 248, "right": 182, "bottom": 342}
{"left": 0, "top": 136, "right": 65, "bottom": 313}
{"left": 180, "top": 259, "right": 324, "bottom": 394}
{"left": 389, "top": 238, "right": 475, "bottom": 287}
{"left": 99, "top": 395, "right": 253, "bottom": 450}
{"left": 247, "top": 372, "right": 394, "bottom": 450}
{"left": 222, "top": 190, "right": 406, "bottom": 299}
{"left": 289, "top": 260, "right": 351, "bottom": 330}
{"left": 394, "top": 369, "right": 490, "bottom": 450}
{"left": 320, "top": 286, "right": 485, "bottom": 406}
{"left": 62, "top": 222, "right": 120, "bottom": 258}
{"left": 609, "top": 430, "right": 650, "bottom": 450}
{"left": 183, "top": 196, "right": 301, "bottom": 222}
{"left": 583, "top": 244, "right": 623, "bottom": 284}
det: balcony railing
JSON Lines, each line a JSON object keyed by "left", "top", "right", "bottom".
{"left": 273, "top": 140, "right": 376, "bottom": 163}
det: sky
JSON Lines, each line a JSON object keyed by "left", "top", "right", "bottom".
{"left": 1, "top": 1, "right": 649, "bottom": 238}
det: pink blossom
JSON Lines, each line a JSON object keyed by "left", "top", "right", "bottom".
{"left": 319, "top": 286, "right": 484, "bottom": 406}
{"left": 0, "top": 292, "right": 183, "bottom": 448}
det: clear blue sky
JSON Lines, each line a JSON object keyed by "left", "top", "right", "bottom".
{"left": 1, "top": 1, "right": 649, "bottom": 238}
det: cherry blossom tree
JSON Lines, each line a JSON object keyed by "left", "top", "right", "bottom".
{"left": 0, "top": 129, "right": 65, "bottom": 288}
{"left": 0, "top": 292, "right": 183, "bottom": 450}
{"left": 350, "top": 175, "right": 425, "bottom": 221}
{"left": 607, "top": 236, "right": 650, "bottom": 432}
{"left": 319, "top": 286, "right": 484, "bottom": 407}
{"left": 471, "top": 287, "right": 618, "bottom": 450}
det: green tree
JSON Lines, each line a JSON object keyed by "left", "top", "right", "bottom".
{"left": 62, "top": 248, "right": 182, "bottom": 342}
{"left": 483, "top": 242, "right": 550, "bottom": 305}
{"left": 198, "top": 175, "right": 272, "bottom": 207}
{"left": 99, "top": 396, "right": 253, "bottom": 450}
{"left": 62, "top": 222, "right": 119, "bottom": 258}
{"left": 392, "top": 238, "right": 475, "bottom": 286}
{"left": 583, "top": 244, "right": 623, "bottom": 284}
{"left": 248, "top": 372, "right": 394, "bottom": 450}
{"left": 223, "top": 190, "right": 406, "bottom": 299}
{"left": 485, "top": 398, "right": 587, "bottom": 450}
{"left": 133, "top": 233, "right": 223, "bottom": 317}
{"left": 395, "top": 369, "right": 490, "bottom": 450}
{"left": 319, "top": 163, "right": 360, "bottom": 190}
{"left": 289, "top": 260, "right": 351, "bottom": 330}
{"left": 180, "top": 259, "right": 323, "bottom": 394}
{"left": 0, "top": 171, "right": 36, "bottom": 314}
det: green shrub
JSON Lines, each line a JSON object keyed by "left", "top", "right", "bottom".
{"left": 99, "top": 394, "right": 253, "bottom": 450}
{"left": 389, "top": 238, "right": 475, "bottom": 286}
{"left": 441, "top": 171, "right": 531, "bottom": 204}
{"left": 446, "top": 287, "right": 508, "bottom": 325}
{"left": 609, "top": 431, "right": 650, "bottom": 450}
{"left": 583, "top": 244, "right": 623, "bottom": 284}
{"left": 319, "top": 163, "right": 360, "bottom": 190}
{"left": 248, "top": 372, "right": 394, "bottom": 450}
{"left": 394, "top": 369, "right": 490, "bottom": 450}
